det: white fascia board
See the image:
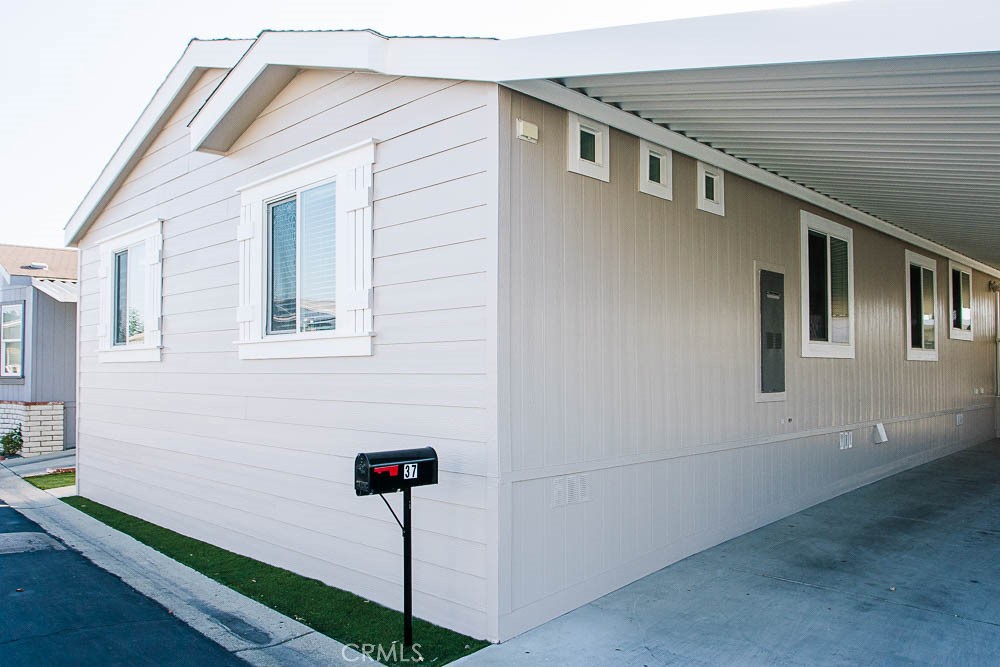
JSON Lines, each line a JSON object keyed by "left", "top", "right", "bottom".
{"left": 64, "top": 39, "right": 252, "bottom": 246}
{"left": 505, "top": 78, "right": 1000, "bottom": 280}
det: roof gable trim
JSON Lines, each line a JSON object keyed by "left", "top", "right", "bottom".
{"left": 65, "top": 39, "right": 252, "bottom": 246}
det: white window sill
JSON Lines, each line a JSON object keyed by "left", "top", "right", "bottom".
{"left": 950, "top": 328, "right": 973, "bottom": 341}
{"left": 238, "top": 333, "right": 373, "bottom": 360}
{"left": 907, "top": 348, "right": 939, "bottom": 362}
{"left": 801, "top": 341, "right": 855, "bottom": 359}
{"left": 754, "top": 391, "right": 787, "bottom": 403}
{"left": 97, "top": 346, "right": 162, "bottom": 363}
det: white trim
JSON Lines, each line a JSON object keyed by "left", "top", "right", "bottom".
{"left": 638, "top": 139, "right": 672, "bottom": 201}
{"left": 905, "top": 249, "right": 939, "bottom": 362}
{"left": 237, "top": 333, "right": 373, "bottom": 359}
{"left": 97, "top": 219, "right": 163, "bottom": 363}
{"left": 65, "top": 39, "right": 252, "bottom": 245}
{"left": 754, "top": 260, "right": 786, "bottom": 403}
{"left": 236, "top": 140, "right": 376, "bottom": 360}
{"left": 0, "top": 301, "right": 25, "bottom": 378}
{"left": 566, "top": 112, "right": 610, "bottom": 182}
{"left": 948, "top": 259, "right": 974, "bottom": 341}
{"left": 506, "top": 79, "right": 1000, "bottom": 280}
{"left": 800, "top": 211, "right": 855, "bottom": 359}
{"left": 696, "top": 161, "right": 725, "bottom": 216}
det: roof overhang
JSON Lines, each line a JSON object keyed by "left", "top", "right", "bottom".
{"left": 64, "top": 38, "right": 253, "bottom": 246}
{"left": 32, "top": 278, "right": 79, "bottom": 303}
{"left": 68, "top": 0, "right": 1000, "bottom": 275}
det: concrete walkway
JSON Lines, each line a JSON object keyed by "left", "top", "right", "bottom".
{"left": 2, "top": 450, "right": 76, "bottom": 478}
{"left": 460, "top": 440, "right": 1000, "bottom": 666}
{"left": 0, "top": 464, "right": 367, "bottom": 666}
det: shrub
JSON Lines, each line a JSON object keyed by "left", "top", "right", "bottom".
{"left": 2, "top": 425, "right": 23, "bottom": 456}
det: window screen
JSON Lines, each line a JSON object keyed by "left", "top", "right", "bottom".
{"left": 299, "top": 182, "right": 337, "bottom": 332}
{"left": 910, "top": 264, "right": 936, "bottom": 350}
{"left": 269, "top": 197, "right": 298, "bottom": 333}
{"left": 952, "top": 268, "right": 972, "bottom": 332}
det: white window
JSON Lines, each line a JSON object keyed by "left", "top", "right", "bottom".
{"left": 98, "top": 219, "right": 163, "bottom": 363}
{"left": 236, "top": 140, "right": 375, "bottom": 360}
{"left": 696, "top": 161, "right": 725, "bottom": 216}
{"left": 1, "top": 302, "right": 24, "bottom": 377}
{"left": 638, "top": 139, "right": 672, "bottom": 200}
{"left": 906, "top": 250, "right": 938, "bottom": 361}
{"left": 566, "top": 112, "right": 610, "bottom": 182}
{"left": 800, "top": 211, "right": 855, "bottom": 359}
{"left": 949, "top": 260, "right": 973, "bottom": 341}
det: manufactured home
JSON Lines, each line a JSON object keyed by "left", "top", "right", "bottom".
{"left": 66, "top": 3, "right": 1000, "bottom": 642}
{"left": 0, "top": 244, "right": 78, "bottom": 456}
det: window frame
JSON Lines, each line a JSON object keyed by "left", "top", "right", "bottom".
{"left": 638, "top": 139, "right": 672, "bottom": 200}
{"left": 236, "top": 140, "right": 376, "bottom": 360}
{"left": 696, "top": 161, "right": 725, "bottom": 216}
{"left": 799, "top": 211, "right": 855, "bottom": 359}
{"left": 97, "top": 218, "right": 163, "bottom": 363}
{"left": 1, "top": 301, "right": 25, "bottom": 378}
{"left": 905, "top": 249, "right": 939, "bottom": 362}
{"left": 566, "top": 112, "right": 610, "bottom": 182}
{"left": 948, "top": 260, "right": 973, "bottom": 341}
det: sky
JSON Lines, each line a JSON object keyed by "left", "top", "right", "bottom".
{"left": 0, "top": 0, "right": 831, "bottom": 249}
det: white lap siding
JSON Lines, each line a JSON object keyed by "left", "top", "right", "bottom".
{"left": 76, "top": 69, "right": 498, "bottom": 639}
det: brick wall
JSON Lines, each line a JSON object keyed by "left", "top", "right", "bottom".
{"left": 0, "top": 401, "right": 65, "bottom": 457}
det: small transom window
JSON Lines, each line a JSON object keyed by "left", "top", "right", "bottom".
{"left": 638, "top": 139, "right": 672, "bottom": 200}
{"left": 697, "top": 161, "right": 725, "bottom": 216}
{"left": 567, "top": 112, "right": 610, "bottom": 182}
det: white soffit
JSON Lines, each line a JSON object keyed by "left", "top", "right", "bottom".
{"left": 64, "top": 39, "right": 253, "bottom": 246}
{"left": 554, "top": 50, "right": 1000, "bottom": 270}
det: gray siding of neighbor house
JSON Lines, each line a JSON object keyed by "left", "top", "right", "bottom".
{"left": 29, "top": 289, "right": 77, "bottom": 447}
{"left": 497, "top": 89, "right": 997, "bottom": 639}
{"left": 76, "top": 69, "right": 499, "bottom": 639}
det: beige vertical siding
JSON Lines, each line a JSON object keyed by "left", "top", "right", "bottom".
{"left": 76, "top": 69, "right": 498, "bottom": 638}
{"left": 498, "top": 89, "right": 996, "bottom": 638}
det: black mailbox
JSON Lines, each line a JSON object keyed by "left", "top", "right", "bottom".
{"left": 355, "top": 447, "right": 438, "bottom": 496}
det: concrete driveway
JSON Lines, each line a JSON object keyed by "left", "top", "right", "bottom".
{"left": 461, "top": 440, "right": 1000, "bottom": 666}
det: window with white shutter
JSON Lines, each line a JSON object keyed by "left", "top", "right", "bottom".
{"left": 97, "top": 218, "right": 163, "bottom": 363}
{"left": 235, "top": 140, "right": 375, "bottom": 359}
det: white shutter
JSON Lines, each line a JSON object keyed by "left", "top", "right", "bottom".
{"left": 235, "top": 202, "right": 260, "bottom": 343}
{"left": 97, "top": 255, "right": 109, "bottom": 345}
{"left": 337, "top": 161, "right": 375, "bottom": 335}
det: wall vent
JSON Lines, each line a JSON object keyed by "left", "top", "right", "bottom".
{"left": 956, "top": 413, "right": 965, "bottom": 427}
{"left": 839, "top": 431, "right": 854, "bottom": 450}
{"left": 552, "top": 474, "right": 591, "bottom": 507}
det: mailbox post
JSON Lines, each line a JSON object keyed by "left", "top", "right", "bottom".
{"left": 355, "top": 447, "right": 438, "bottom": 646}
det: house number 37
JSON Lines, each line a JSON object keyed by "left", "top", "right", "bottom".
{"left": 403, "top": 463, "right": 418, "bottom": 479}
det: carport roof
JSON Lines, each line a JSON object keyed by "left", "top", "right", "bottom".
{"left": 66, "top": 0, "right": 1000, "bottom": 274}
{"left": 555, "top": 51, "right": 1000, "bottom": 269}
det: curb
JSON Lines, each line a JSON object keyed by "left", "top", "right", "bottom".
{"left": 0, "top": 465, "right": 374, "bottom": 666}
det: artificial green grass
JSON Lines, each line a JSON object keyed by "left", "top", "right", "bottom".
{"left": 25, "top": 470, "right": 76, "bottom": 490}
{"left": 62, "top": 497, "right": 489, "bottom": 666}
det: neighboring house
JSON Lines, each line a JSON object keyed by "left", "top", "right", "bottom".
{"left": 64, "top": 3, "right": 1000, "bottom": 643}
{"left": 0, "top": 244, "right": 78, "bottom": 456}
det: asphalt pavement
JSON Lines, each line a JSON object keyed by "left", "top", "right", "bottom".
{"left": 0, "top": 500, "right": 246, "bottom": 667}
